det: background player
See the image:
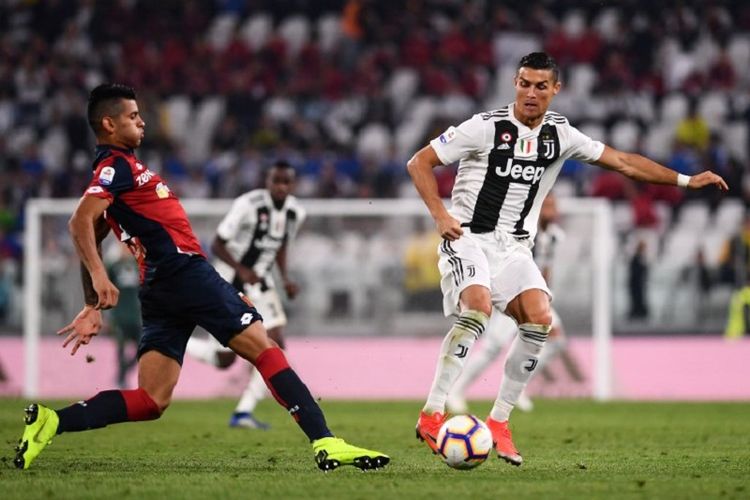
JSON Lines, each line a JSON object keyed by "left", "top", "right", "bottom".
{"left": 408, "top": 52, "right": 728, "bottom": 466}
{"left": 447, "top": 194, "right": 584, "bottom": 414}
{"left": 186, "top": 161, "right": 305, "bottom": 430}
{"left": 14, "top": 83, "right": 388, "bottom": 472}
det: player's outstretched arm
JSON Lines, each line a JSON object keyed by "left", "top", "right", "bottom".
{"left": 69, "top": 195, "right": 119, "bottom": 309}
{"left": 594, "top": 145, "right": 728, "bottom": 191}
{"left": 407, "top": 145, "right": 463, "bottom": 240}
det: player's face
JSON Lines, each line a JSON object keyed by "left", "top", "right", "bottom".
{"left": 107, "top": 99, "right": 145, "bottom": 149}
{"left": 267, "top": 168, "right": 295, "bottom": 203}
{"left": 513, "top": 68, "right": 561, "bottom": 125}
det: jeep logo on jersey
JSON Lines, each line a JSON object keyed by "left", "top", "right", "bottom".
{"left": 495, "top": 158, "right": 546, "bottom": 184}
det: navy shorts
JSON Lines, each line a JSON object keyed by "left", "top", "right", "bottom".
{"left": 137, "top": 256, "right": 262, "bottom": 364}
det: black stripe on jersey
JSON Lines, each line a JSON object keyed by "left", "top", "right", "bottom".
{"left": 468, "top": 120, "right": 519, "bottom": 233}
{"left": 512, "top": 124, "right": 561, "bottom": 237}
{"left": 231, "top": 206, "right": 270, "bottom": 292}
{"left": 480, "top": 109, "right": 509, "bottom": 120}
{"left": 283, "top": 208, "right": 298, "bottom": 244}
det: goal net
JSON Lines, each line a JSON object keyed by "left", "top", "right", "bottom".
{"left": 23, "top": 197, "right": 613, "bottom": 400}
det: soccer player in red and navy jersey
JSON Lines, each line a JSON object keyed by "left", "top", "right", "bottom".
{"left": 14, "top": 84, "right": 389, "bottom": 472}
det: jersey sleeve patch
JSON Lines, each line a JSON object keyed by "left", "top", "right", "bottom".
{"left": 439, "top": 127, "right": 457, "bottom": 144}
{"left": 94, "top": 157, "right": 134, "bottom": 197}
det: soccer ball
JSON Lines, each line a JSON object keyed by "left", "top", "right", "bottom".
{"left": 437, "top": 415, "right": 493, "bottom": 470}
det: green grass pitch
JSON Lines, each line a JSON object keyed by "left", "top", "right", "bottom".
{"left": 1, "top": 398, "right": 749, "bottom": 499}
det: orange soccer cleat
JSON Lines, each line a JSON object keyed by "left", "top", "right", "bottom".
{"left": 486, "top": 417, "right": 523, "bottom": 466}
{"left": 415, "top": 411, "right": 446, "bottom": 454}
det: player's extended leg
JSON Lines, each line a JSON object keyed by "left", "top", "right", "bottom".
{"left": 228, "top": 321, "right": 389, "bottom": 471}
{"left": 229, "top": 326, "right": 283, "bottom": 430}
{"left": 417, "top": 285, "right": 490, "bottom": 454}
{"left": 486, "top": 288, "right": 551, "bottom": 467}
{"left": 447, "top": 311, "right": 517, "bottom": 414}
{"left": 14, "top": 350, "right": 176, "bottom": 469}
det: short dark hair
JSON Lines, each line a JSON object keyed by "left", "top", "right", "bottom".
{"left": 87, "top": 83, "right": 137, "bottom": 135}
{"left": 517, "top": 52, "right": 560, "bottom": 82}
{"left": 265, "top": 160, "right": 296, "bottom": 179}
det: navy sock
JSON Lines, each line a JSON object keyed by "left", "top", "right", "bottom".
{"left": 268, "top": 369, "right": 333, "bottom": 441}
{"left": 256, "top": 347, "right": 332, "bottom": 441}
{"left": 56, "top": 390, "right": 128, "bottom": 434}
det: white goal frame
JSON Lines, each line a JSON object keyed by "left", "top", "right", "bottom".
{"left": 23, "top": 197, "right": 613, "bottom": 400}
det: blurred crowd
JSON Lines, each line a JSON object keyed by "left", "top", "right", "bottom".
{"left": 1, "top": 0, "right": 750, "bottom": 327}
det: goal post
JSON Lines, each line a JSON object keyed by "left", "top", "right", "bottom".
{"left": 23, "top": 197, "right": 613, "bottom": 400}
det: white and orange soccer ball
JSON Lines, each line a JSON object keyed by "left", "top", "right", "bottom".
{"left": 437, "top": 415, "right": 493, "bottom": 470}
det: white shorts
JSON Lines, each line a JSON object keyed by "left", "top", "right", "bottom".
{"left": 243, "top": 282, "right": 287, "bottom": 330}
{"left": 214, "top": 260, "right": 288, "bottom": 330}
{"left": 437, "top": 231, "right": 551, "bottom": 317}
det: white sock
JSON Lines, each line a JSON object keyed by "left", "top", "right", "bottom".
{"left": 234, "top": 367, "right": 270, "bottom": 414}
{"left": 423, "top": 310, "right": 488, "bottom": 414}
{"left": 537, "top": 336, "right": 565, "bottom": 370}
{"left": 490, "top": 323, "right": 550, "bottom": 422}
{"left": 185, "top": 336, "right": 219, "bottom": 367}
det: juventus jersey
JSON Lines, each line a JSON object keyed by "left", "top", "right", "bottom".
{"left": 533, "top": 223, "right": 564, "bottom": 278}
{"left": 430, "top": 103, "right": 604, "bottom": 241}
{"left": 214, "top": 189, "right": 306, "bottom": 290}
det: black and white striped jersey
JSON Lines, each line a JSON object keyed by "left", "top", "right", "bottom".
{"left": 533, "top": 223, "right": 564, "bottom": 279}
{"left": 430, "top": 103, "right": 603, "bottom": 241}
{"left": 214, "top": 189, "right": 306, "bottom": 288}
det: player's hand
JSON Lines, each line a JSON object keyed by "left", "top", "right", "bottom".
{"left": 57, "top": 305, "right": 102, "bottom": 356}
{"left": 237, "top": 266, "right": 261, "bottom": 285}
{"left": 436, "top": 215, "right": 464, "bottom": 241}
{"left": 689, "top": 170, "right": 728, "bottom": 191}
{"left": 91, "top": 270, "right": 119, "bottom": 310}
{"left": 283, "top": 279, "right": 299, "bottom": 299}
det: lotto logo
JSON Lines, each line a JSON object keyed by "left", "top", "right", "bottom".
{"left": 240, "top": 313, "right": 253, "bottom": 325}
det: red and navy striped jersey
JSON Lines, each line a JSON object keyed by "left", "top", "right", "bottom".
{"left": 84, "top": 144, "right": 205, "bottom": 283}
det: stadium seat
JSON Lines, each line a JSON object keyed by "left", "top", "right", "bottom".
{"left": 207, "top": 13, "right": 239, "bottom": 51}
{"left": 713, "top": 199, "right": 745, "bottom": 235}
{"left": 675, "top": 201, "right": 710, "bottom": 232}
{"left": 278, "top": 15, "right": 310, "bottom": 58}
{"left": 660, "top": 93, "right": 688, "bottom": 124}
{"left": 241, "top": 13, "right": 273, "bottom": 50}
{"left": 316, "top": 13, "right": 341, "bottom": 54}
{"left": 722, "top": 121, "right": 748, "bottom": 162}
{"left": 643, "top": 123, "right": 676, "bottom": 161}
{"left": 356, "top": 123, "right": 392, "bottom": 160}
{"left": 386, "top": 68, "right": 419, "bottom": 115}
{"left": 610, "top": 120, "right": 640, "bottom": 152}
{"left": 697, "top": 91, "right": 729, "bottom": 129}
{"left": 164, "top": 96, "right": 192, "bottom": 143}
{"left": 727, "top": 34, "right": 750, "bottom": 83}
{"left": 593, "top": 7, "right": 620, "bottom": 42}
{"left": 568, "top": 64, "right": 597, "bottom": 97}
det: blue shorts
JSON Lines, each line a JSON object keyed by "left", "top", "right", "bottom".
{"left": 137, "top": 256, "right": 262, "bottom": 364}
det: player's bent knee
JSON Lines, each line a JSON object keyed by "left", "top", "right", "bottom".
{"left": 228, "top": 322, "right": 275, "bottom": 363}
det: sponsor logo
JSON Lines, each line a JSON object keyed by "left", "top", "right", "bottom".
{"left": 439, "top": 127, "right": 457, "bottom": 144}
{"left": 98, "top": 166, "right": 115, "bottom": 186}
{"left": 136, "top": 169, "right": 155, "bottom": 187}
{"left": 500, "top": 131, "right": 512, "bottom": 143}
{"left": 495, "top": 158, "right": 546, "bottom": 184}
{"left": 497, "top": 143, "right": 511, "bottom": 150}
{"left": 542, "top": 138, "right": 556, "bottom": 159}
{"left": 155, "top": 182, "right": 170, "bottom": 198}
{"left": 86, "top": 186, "right": 104, "bottom": 194}
{"left": 253, "top": 234, "right": 283, "bottom": 251}
{"left": 240, "top": 313, "right": 254, "bottom": 325}
{"left": 135, "top": 162, "right": 144, "bottom": 171}
{"left": 523, "top": 358, "right": 538, "bottom": 372}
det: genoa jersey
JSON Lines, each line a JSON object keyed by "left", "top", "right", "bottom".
{"left": 84, "top": 145, "right": 205, "bottom": 282}
{"left": 214, "top": 189, "right": 306, "bottom": 290}
{"left": 430, "top": 103, "right": 604, "bottom": 241}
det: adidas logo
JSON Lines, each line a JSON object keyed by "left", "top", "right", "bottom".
{"left": 497, "top": 143, "right": 511, "bottom": 150}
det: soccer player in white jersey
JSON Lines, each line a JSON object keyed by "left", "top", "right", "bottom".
{"left": 408, "top": 52, "right": 728, "bottom": 466}
{"left": 447, "top": 194, "right": 582, "bottom": 415}
{"left": 186, "top": 161, "right": 306, "bottom": 429}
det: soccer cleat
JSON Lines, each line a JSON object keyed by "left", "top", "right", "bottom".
{"left": 415, "top": 411, "right": 446, "bottom": 454}
{"left": 312, "top": 437, "right": 390, "bottom": 472}
{"left": 14, "top": 403, "right": 59, "bottom": 470}
{"left": 486, "top": 417, "right": 523, "bottom": 466}
{"left": 228, "top": 411, "right": 270, "bottom": 430}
